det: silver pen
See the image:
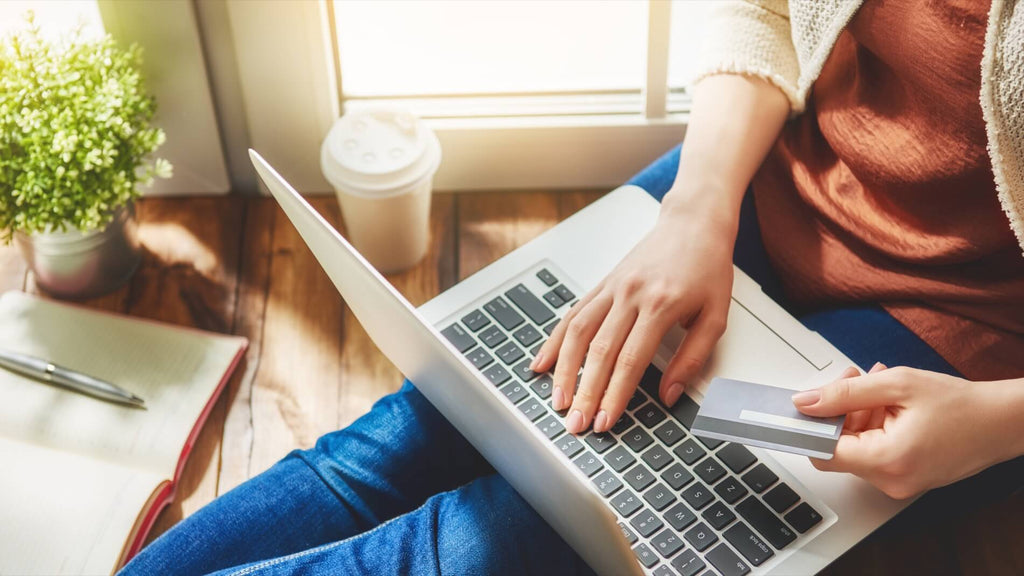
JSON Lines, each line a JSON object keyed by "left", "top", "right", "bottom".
{"left": 0, "top": 348, "right": 146, "bottom": 408}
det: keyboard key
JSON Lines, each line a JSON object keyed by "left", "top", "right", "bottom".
{"left": 630, "top": 508, "right": 664, "bottom": 537}
{"left": 573, "top": 451, "right": 604, "bottom": 477}
{"left": 611, "top": 490, "right": 643, "bottom": 517}
{"left": 741, "top": 464, "right": 778, "bottom": 494}
{"left": 763, "top": 483, "right": 800, "bottom": 513}
{"left": 610, "top": 413, "right": 635, "bottom": 434}
{"left": 784, "top": 502, "right": 823, "bottom": 533}
{"left": 664, "top": 502, "right": 698, "bottom": 531}
{"left": 441, "top": 323, "right": 475, "bottom": 352}
{"left": 461, "top": 309, "right": 491, "bottom": 332}
{"left": 512, "top": 324, "right": 543, "bottom": 347}
{"left": 697, "top": 435, "right": 724, "bottom": 450}
{"left": 668, "top": 393, "right": 701, "bottom": 429}
{"left": 496, "top": 341, "right": 525, "bottom": 365}
{"left": 536, "top": 415, "right": 565, "bottom": 439}
{"left": 702, "top": 501, "right": 736, "bottom": 531}
{"left": 636, "top": 403, "right": 668, "bottom": 428}
{"left": 638, "top": 365, "right": 662, "bottom": 397}
{"left": 594, "top": 470, "right": 624, "bottom": 497}
{"left": 694, "top": 457, "right": 727, "bottom": 485}
{"left": 626, "top": 390, "right": 648, "bottom": 410}
{"left": 671, "top": 549, "right": 706, "bottom": 576}
{"left": 484, "top": 296, "right": 525, "bottom": 330}
{"left": 724, "top": 522, "right": 774, "bottom": 567}
{"left": 641, "top": 445, "right": 673, "bottom": 471}
{"left": 643, "top": 482, "right": 677, "bottom": 511}
{"left": 624, "top": 463, "right": 656, "bottom": 491}
{"left": 653, "top": 420, "right": 686, "bottom": 446}
{"left": 512, "top": 358, "right": 540, "bottom": 382}
{"left": 501, "top": 381, "right": 529, "bottom": 404}
{"left": 682, "top": 482, "right": 714, "bottom": 510}
{"left": 735, "top": 496, "right": 797, "bottom": 549}
{"left": 543, "top": 289, "right": 565, "bottom": 308}
{"left": 684, "top": 521, "right": 718, "bottom": 551}
{"left": 464, "top": 346, "right": 494, "bottom": 370}
{"left": 517, "top": 398, "right": 546, "bottom": 421}
{"left": 714, "top": 476, "right": 749, "bottom": 505}
{"left": 542, "top": 320, "right": 559, "bottom": 335}
{"left": 674, "top": 438, "right": 706, "bottom": 465}
{"left": 530, "top": 374, "right": 553, "bottom": 399}
{"left": 717, "top": 444, "right": 757, "bottom": 474}
{"left": 555, "top": 434, "right": 585, "bottom": 459}
{"left": 660, "top": 463, "right": 694, "bottom": 491}
{"left": 536, "top": 268, "right": 559, "bottom": 286}
{"left": 505, "top": 284, "right": 555, "bottom": 326}
{"left": 584, "top": 431, "right": 617, "bottom": 454}
{"left": 479, "top": 325, "right": 507, "bottom": 348}
{"left": 653, "top": 566, "right": 675, "bottom": 576}
{"left": 482, "top": 364, "right": 511, "bottom": 386}
{"left": 623, "top": 427, "right": 654, "bottom": 452}
{"left": 553, "top": 284, "right": 575, "bottom": 301}
{"left": 530, "top": 342, "right": 544, "bottom": 356}
{"left": 604, "top": 445, "right": 637, "bottom": 472}
{"left": 706, "top": 543, "right": 751, "bottom": 576}
{"left": 617, "top": 521, "right": 637, "bottom": 544}
{"left": 633, "top": 543, "right": 659, "bottom": 568}
{"left": 651, "top": 529, "right": 685, "bottom": 558}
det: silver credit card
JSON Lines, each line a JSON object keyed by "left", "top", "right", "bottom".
{"left": 691, "top": 377, "right": 845, "bottom": 460}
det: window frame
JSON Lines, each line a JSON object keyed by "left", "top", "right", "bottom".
{"left": 226, "top": 0, "right": 691, "bottom": 193}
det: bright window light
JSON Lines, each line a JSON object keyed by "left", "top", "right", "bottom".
{"left": 667, "top": 0, "right": 713, "bottom": 90}
{"left": 333, "top": 0, "right": 647, "bottom": 97}
{"left": 0, "top": 1, "right": 104, "bottom": 42}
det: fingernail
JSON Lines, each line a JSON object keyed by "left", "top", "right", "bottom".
{"left": 594, "top": 410, "right": 609, "bottom": 432}
{"left": 664, "top": 383, "right": 684, "bottom": 406}
{"left": 566, "top": 409, "right": 584, "bottom": 433}
{"left": 792, "top": 389, "right": 820, "bottom": 406}
{"left": 530, "top": 352, "right": 544, "bottom": 371}
{"left": 871, "top": 362, "right": 886, "bottom": 371}
{"left": 552, "top": 386, "right": 565, "bottom": 410}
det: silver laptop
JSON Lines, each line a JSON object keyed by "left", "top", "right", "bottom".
{"left": 250, "top": 150, "right": 909, "bottom": 576}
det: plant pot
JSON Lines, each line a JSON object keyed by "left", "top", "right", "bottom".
{"left": 14, "top": 203, "right": 142, "bottom": 300}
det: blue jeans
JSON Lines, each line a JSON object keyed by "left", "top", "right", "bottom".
{"left": 120, "top": 146, "right": 964, "bottom": 576}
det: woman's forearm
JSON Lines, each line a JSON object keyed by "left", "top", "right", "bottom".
{"left": 981, "top": 376, "right": 1024, "bottom": 464}
{"left": 661, "top": 74, "right": 790, "bottom": 229}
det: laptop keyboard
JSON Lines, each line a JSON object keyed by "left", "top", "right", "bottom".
{"left": 440, "top": 267, "right": 825, "bottom": 576}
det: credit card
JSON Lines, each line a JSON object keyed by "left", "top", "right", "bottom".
{"left": 691, "top": 377, "right": 845, "bottom": 460}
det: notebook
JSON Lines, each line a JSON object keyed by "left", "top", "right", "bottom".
{"left": 0, "top": 291, "right": 248, "bottom": 575}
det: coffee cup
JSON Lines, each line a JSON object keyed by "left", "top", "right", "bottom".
{"left": 320, "top": 108, "right": 442, "bottom": 273}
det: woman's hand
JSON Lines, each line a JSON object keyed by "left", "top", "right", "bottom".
{"left": 793, "top": 364, "right": 1019, "bottom": 499}
{"left": 530, "top": 199, "right": 737, "bottom": 435}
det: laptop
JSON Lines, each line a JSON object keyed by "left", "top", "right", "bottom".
{"left": 249, "top": 150, "right": 909, "bottom": 576}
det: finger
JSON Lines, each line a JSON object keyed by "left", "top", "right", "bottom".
{"left": 565, "top": 304, "right": 637, "bottom": 433}
{"left": 550, "top": 296, "right": 612, "bottom": 411}
{"left": 593, "top": 311, "right": 675, "bottom": 432}
{"left": 843, "top": 363, "right": 886, "bottom": 431}
{"left": 531, "top": 284, "right": 602, "bottom": 372}
{"left": 792, "top": 369, "right": 908, "bottom": 417}
{"left": 809, "top": 432, "right": 877, "bottom": 476}
{"left": 659, "top": 306, "right": 727, "bottom": 406}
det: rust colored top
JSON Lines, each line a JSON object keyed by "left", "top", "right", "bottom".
{"left": 752, "top": 0, "right": 1024, "bottom": 381}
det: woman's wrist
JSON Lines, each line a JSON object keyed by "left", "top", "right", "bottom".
{"left": 659, "top": 179, "right": 744, "bottom": 237}
{"left": 975, "top": 377, "right": 1024, "bottom": 466}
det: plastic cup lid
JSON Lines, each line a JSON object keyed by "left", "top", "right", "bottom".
{"left": 321, "top": 108, "right": 441, "bottom": 197}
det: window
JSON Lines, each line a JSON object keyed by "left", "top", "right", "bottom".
{"left": 226, "top": 0, "right": 715, "bottom": 192}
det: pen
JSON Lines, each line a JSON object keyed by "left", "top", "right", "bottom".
{"left": 0, "top": 348, "right": 146, "bottom": 408}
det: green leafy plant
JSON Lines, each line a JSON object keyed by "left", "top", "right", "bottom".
{"left": 0, "top": 13, "right": 171, "bottom": 242}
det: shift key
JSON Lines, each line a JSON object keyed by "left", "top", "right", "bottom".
{"left": 736, "top": 496, "right": 797, "bottom": 550}
{"left": 505, "top": 284, "right": 555, "bottom": 325}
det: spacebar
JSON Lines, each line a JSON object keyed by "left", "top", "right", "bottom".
{"left": 505, "top": 284, "right": 554, "bottom": 325}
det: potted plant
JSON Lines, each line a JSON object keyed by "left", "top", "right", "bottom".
{"left": 0, "top": 13, "right": 171, "bottom": 299}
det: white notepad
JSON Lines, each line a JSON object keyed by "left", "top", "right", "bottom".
{"left": 0, "top": 291, "right": 247, "bottom": 575}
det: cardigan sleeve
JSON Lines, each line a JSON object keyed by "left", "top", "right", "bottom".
{"left": 691, "top": 0, "right": 804, "bottom": 114}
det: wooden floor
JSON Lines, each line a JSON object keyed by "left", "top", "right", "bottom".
{"left": 1, "top": 193, "right": 1020, "bottom": 575}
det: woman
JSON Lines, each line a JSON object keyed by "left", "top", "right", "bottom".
{"left": 122, "top": 1, "right": 1024, "bottom": 574}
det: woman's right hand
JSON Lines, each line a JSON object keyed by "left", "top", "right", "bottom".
{"left": 530, "top": 194, "right": 738, "bottom": 434}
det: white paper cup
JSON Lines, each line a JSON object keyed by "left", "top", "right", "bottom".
{"left": 321, "top": 108, "right": 441, "bottom": 273}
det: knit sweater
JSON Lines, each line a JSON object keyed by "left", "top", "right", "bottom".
{"left": 694, "top": 0, "right": 1024, "bottom": 255}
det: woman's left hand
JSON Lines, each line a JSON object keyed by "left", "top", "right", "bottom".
{"left": 792, "top": 364, "right": 1014, "bottom": 499}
